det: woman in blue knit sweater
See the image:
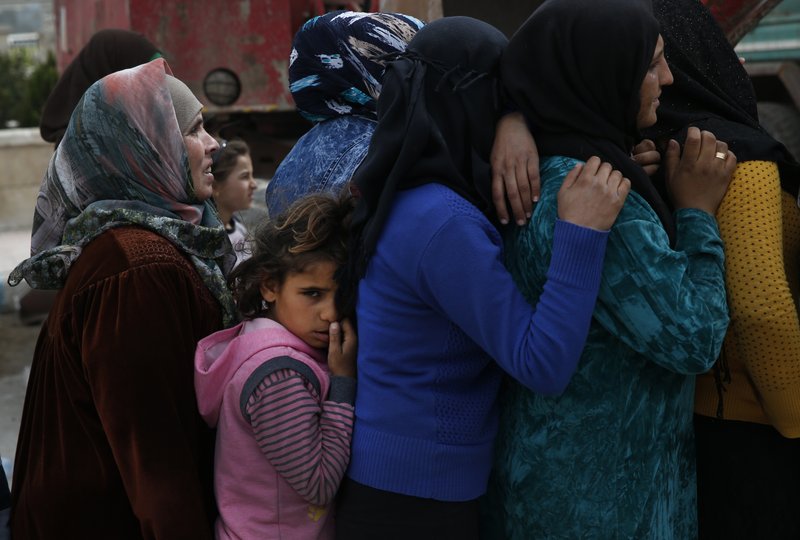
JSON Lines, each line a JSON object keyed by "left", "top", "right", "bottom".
{"left": 334, "top": 16, "right": 631, "bottom": 539}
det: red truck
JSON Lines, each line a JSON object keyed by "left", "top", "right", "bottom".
{"left": 52, "top": 0, "right": 378, "bottom": 177}
{"left": 51, "top": 0, "right": 792, "bottom": 175}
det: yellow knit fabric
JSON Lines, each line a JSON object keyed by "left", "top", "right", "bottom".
{"left": 695, "top": 161, "right": 800, "bottom": 437}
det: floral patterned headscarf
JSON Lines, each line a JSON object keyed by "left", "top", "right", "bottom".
{"left": 9, "top": 58, "right": 236, "bottom": 325}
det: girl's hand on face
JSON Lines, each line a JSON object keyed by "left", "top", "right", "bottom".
{"left": 664, "top": 126, "right": 737, "bottom": 215}
{"left": 327, "top": 319, "right": 357, "bottom": 378}
{"left": 491, "top": 111, "right": 541, "bottom": 226}
{"left": 632, "top": 138, "right": 661, "bottom": 176}
{"left": 557, "top": 156, "right": 631, "bottom": 231}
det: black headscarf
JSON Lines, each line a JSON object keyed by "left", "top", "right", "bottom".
{"left": 643, "top": 0, "right": 800, "bottom": 197}
{"left": 339, "top": 16, "right": 508, "bottom": 312}
{"left": 40, "top": 29, "right": 160, "bottom": 145}
{"left": 502, "top": 0, "right": 676, "bottom": 244}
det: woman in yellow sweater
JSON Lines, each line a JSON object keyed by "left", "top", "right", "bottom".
{"left": 642, "top": 0, "right": 800, "bottom": 537}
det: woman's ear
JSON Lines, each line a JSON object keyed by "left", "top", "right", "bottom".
{"left": 260, "top": 279, "right": 278, "bottom": 303}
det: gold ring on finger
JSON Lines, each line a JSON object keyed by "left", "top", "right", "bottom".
{"left": 714, "top": 151, "right": 727, "bottom": 160}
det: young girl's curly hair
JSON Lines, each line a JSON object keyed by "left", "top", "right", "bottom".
{"left": 228, "top": 191, "right": 355, "bottom": 320}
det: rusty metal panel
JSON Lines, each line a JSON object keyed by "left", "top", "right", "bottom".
{"left": 702, "top": 0, "right": 783, "bottom": 45}
{"left": 53, "top": 0, "right": 297, "bottom": 112}
{"left": 131, "top": 0, "right": 295, "bottom": 112}
{"left": 399, "top": 0, "right": 780, "bottom": 43}
{"left": 53, "top": 0, "right": 132, "bottom": 71}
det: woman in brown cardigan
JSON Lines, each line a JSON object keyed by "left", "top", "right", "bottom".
{"left": 7, "top": 59, "right": 233, "bottom": 539}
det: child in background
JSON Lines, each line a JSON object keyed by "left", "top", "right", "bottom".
{"left": 194, "top": 193, "right": 357, "bottom": 540}
{"left": 211, "top": 139, "right": 256, "bottom": 266}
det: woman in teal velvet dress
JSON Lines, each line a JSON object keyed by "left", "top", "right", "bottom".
{"left": 485, "top": 0, "right": 737, "bottom": 538}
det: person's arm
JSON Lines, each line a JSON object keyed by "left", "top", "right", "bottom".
{"left": 245, "top": 364, "right": 355, "bottom": 506}
{"left": 583, "top": 126, "right": 732, "bottom": 373}
{"left": 718, "top": 162, "right": 800, "bottom": 437}
{"left": 664, "top": 127, "right": 736, "bottom": 215}
{"left": 491, "top": 111, "right": 540, "bottom": 225}
{"left": 514, "top": 156, "right": 728, "bottom": 375}
{"left": 81, "top": 262, "right": 218, "bottom": 540}
{"left": 414, "top": 207, "right": 607, "bottom": 395}
{"left": 591, "top": 198, "right": 728, "bottom": 373}
{"left": 413, "top": 160, "right": 627, "bottom": 394}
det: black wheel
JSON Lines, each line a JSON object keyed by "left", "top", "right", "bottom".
{"left": 757, "top": 101, "right": 800, "bottom": 162}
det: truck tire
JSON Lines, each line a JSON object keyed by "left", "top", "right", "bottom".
{"left": 757, "top": 101, "right": 800, "bottom": 162}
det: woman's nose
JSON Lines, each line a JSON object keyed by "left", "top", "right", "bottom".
{"left": 660, "top": 62, "right": 674, "bottom": 87}
{"left": 202, "top": 129, "right": 219, "bottom": 154}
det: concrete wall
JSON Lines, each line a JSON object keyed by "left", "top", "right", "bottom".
{"left": 0, "top": 128, "right": 52, "bottom": 232}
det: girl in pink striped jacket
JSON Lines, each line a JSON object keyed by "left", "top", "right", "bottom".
{"left": 195, "top": 193, "right": 357, "bottom": 540}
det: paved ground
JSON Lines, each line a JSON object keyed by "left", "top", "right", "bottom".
{"left": 0, "top": 312, "right": 36, "bottom": 483}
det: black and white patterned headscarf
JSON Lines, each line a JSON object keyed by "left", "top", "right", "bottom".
{"left": 288, "top": 10, "right": 424, "bottom": 122}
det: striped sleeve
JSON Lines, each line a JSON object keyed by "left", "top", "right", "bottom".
{"left": 243, "top": 366, "right": 355, "bottom": 506}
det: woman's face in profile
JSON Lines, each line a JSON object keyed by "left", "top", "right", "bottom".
{"left": 183, "top": 113, "right": 220, "bottom": 201}
{"left": 636, "top": 36, "right": 673, "bottom": 129}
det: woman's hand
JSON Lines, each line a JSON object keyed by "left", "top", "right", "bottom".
{"left": 664, "top": 126, "right": 737, "bottom": 215}
{"left": 557, "top": 156, "right": 631, "bottom": 231}
{"left": 632, "top": 138, "right": 661, "bottom": 176}
{"left": 327, "top": 319, "right": 357, "bottom": 378}
{"left": 491, "top": 111, "right": 540, "bottom": 226}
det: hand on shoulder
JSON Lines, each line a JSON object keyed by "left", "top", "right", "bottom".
{"left": 664, "top": 126, "right": 737, "bottom": 215}
{"left": 557, "top": 156, "right": 631, "bottom": 231}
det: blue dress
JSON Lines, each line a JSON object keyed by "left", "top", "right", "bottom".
{"left": 265, "top": 115, "right": 375, "bottom": 217}
{"left": 485, "top": 156, "right": 729, "bottom": 539}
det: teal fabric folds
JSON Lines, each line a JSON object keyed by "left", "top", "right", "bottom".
{"left": 485, "top": 156, "right": 729, "bottom": 539}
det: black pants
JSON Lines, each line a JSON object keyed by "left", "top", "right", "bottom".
{"left": 335, "top": 477, "right": 479, "bottom": 540}
{"left": 695, "top": 415, "right": 800, "bottom": 540}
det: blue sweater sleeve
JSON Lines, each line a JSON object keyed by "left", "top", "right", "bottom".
{"left": 414, "top": 213, "right": 609, "bottom": 395}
